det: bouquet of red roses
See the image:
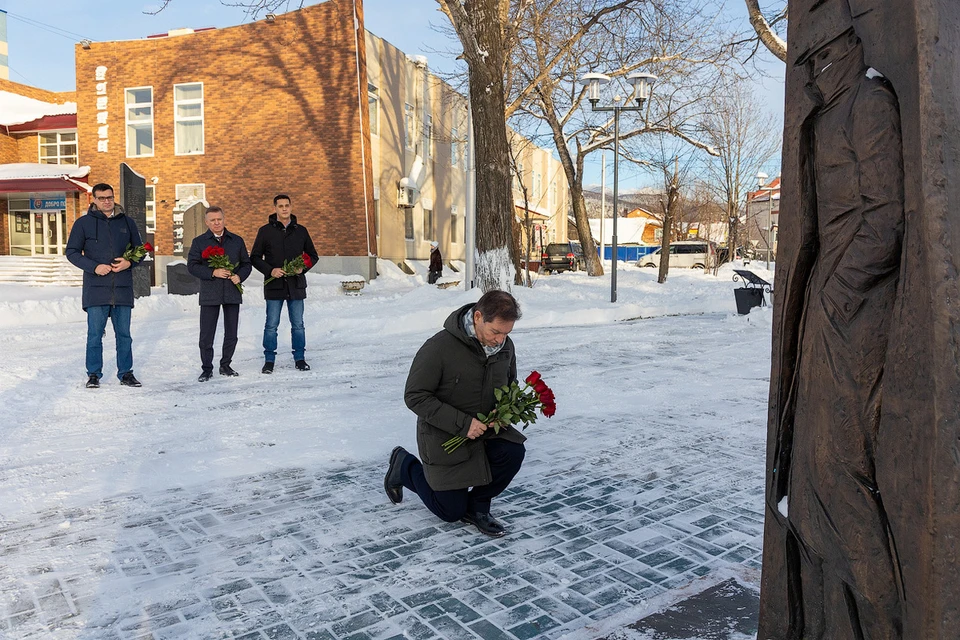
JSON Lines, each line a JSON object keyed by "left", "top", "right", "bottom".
{"left": 443, "top": 371, "right": 556, "bottom": 454}
{"left": 121, "top": 242, "right": 153, "bottom": 264}
{"left": 264, "top": 252, "right": 313, "bottom": 285}
{"left": 201, "top": 245, "right": 243, "bottom": 293}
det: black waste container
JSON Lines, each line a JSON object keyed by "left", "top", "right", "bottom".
{"left": 167, "top": 261, "right": 200, "bottom": 296}
{"left": 734, "top": 287, "right": 764, "bottom": 315}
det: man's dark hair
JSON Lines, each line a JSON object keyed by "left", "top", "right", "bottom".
{"left": 273, "top": 194, "right": 291, "bottom": 205}
{"left": 205, "top": 206, "right": 224, "bottom": 217}
{"left": 475, "top": 290, "right": 521, "bottom": 322}
{"left": 91, "top": 183, "right": 114, "bottom": 197}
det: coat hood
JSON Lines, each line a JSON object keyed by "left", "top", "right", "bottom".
{"left": 443, "top": 303, "right": 480, "bottom": 352}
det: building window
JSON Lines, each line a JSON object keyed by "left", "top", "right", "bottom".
{"left": 174, "top": 82, "right": 204, "bottom": 155}
{"left": 404, "top": 103, "right": 415, "bottom": 151}
{"left": 424, "top": 115, "right": 433, "bottom": 158}
{"left": 451, "top": 127, "right": 459, "bottom": 168}
{"left": 38, "top": 132, "right": 78, "bottom": 165}
{"left": 423, "top": 208, "right": 433, "bottom": 241}
{"left": 550, "top": 181, "right": 558, "bottom": 211}
{"left": 533, "top": 171, "right": 542, "bottom": 200}
{"left": 373, "top": 196, "right": 380, "bottom": 238}
{"left": 125, "top": 87, "right": 154, "bottom": 157}
{"left": 404, "top": 208, "right": 414, "bottom": 240}
{"left": 368, "top": 83, "right": 379, "bottom": 136}
{"left": 145, "top": 185, "right": 156, "bottom": 234}
{"left": 515, "top": 162, "right": 524, "bottom": 193}
{"left": 451, "top": 205, "right": 459, "bottom": 244}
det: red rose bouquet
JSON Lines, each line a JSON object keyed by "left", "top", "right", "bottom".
{"left": 202, "top": 245, "right": 243, "bottom": 293}
{"left": 443, "top": 370, "right": 556, "bottom": 453}
{"left": 264, "top": 252, "right": 313, "bottom": 285}
{"left": 121, "top": 242, "right": 153, "bottom": 263}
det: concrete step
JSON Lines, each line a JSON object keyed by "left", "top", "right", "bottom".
{"left": 0, "top": 256, "right": 83, "bottom": 286}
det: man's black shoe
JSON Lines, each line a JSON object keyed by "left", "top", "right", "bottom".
{"left": 85, "top": 375, "right": 100, "bottom": 389}
{"left": 384, "top": 446, "right": 407, "bottom": 504}
{"left": 295, "top": 360, "right": 311, "bottom": 371}
{"left": 461, "top": 511, "right": 507, "bottom": 538}
{"left": 198, "top": 371, "right": 213, "bottom": 382}
{"left": 219, "top": 365, "right": 239, "bottom": 377}
{"left": 262, "top": 362, "right": 274, "bottom": 374}
{"left": 120, "top": 372, "right": 142, "bottom": 387}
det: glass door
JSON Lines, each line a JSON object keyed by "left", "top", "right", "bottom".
{"left": 41, "top": 211, "right": 66, "bottom": 255}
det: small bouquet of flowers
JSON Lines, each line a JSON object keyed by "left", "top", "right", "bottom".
{"left": 443, "top": 371, "right": 556, "bottom": 454}
{"left": 202, "top": 245, "right": 243, "bottom": 293}
{"left": 121, "top": 242, "right": 153, "bottom": 264}
{"left": 264, "top": 252, "right": 313, "bottom": 285}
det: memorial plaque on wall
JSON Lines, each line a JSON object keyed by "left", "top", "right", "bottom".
{"left": 119, "top": 163, "right": 151, "bottom": 298}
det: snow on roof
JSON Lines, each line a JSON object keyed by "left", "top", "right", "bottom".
{"left": 0, "top": 91, "right": 77, "bottom": 127}
{"left": 0, "top": 163, "right": 90, "bottom": 180}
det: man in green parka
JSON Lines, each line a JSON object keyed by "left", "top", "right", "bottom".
{"left": 384, "top": 290, "right": 527, "bottom": 537}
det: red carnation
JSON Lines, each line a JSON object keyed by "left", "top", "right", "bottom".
{"left": 302, "top": 252, "right": 313, "bottom": 269}
{"left": 143, "top": 242, "right": 153, "bottom": 252}
{"left": 525, "top": 371, "right": 542, "bottom": 385}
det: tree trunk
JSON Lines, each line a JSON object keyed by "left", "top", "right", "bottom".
{"left": 466, "top": 2, "right": 519, "bottom": 292}
{"left": 744, "top": 0, "right": 787, "bottom": 62}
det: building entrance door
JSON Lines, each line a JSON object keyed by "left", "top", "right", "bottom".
{"left": 10, "top": 209, "right": 66, "bottom": 255}
{"left": 41, "top": 210, "right": 67, "bottom": 255}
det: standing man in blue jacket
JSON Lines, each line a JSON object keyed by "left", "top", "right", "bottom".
{"left": 250, "top": 194, "right": 319, "bottom": 373}
{"left": 187, "top": 206, "right": 253, "bottom": 382}
{"left": 65, "top": 183, "right": 144, "bottom": 388}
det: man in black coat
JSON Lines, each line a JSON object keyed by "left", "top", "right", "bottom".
{"left": 65, "top": 182, "right": 145, "bottom": 389}
{"left": 250, "top": 194, "right": 320, "bottom": 373}
{"left": 187, "top": 206, "right": 253, "bottom": 382}
{"left": 384, "top": 291, "right": 527, "bottom": 537}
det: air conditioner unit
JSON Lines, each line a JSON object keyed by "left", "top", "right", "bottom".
{"left": 398, "top": 185, "right": 418, "bottom": 208}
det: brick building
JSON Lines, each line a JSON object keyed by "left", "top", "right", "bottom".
{"left": 75, "top": 0, "right": 377, "bottom": 280}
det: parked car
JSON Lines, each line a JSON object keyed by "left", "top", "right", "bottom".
{"left": 636, "top": 241, "right": 717, "bottom": 270}
{"left": 541, "top": 241, "right": 586, "bottom": 274}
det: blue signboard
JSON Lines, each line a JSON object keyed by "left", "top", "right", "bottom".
{"left": 30, "top": 198, "right": 66, "bottom": 210}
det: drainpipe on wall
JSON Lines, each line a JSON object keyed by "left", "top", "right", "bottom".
{"left": 464, "top": 96, "right": 476, "bottom": 290}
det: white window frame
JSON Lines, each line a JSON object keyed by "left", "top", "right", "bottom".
{"left": 124, "top": 86, "right": 154, "bottom": 158}
{"left": 368, "top": 83, "right": 379, "bottom": 137}
{"left": 174, "top": 82, "right": 205, "bottom": 156}
{"left": 424, "top": 115, "right": 433, "bottom": 158}
{"left": 37, "top": 131, "right": 78, "bottom": 165}
{"left": 451, "top": 204, "right": 460, "bottom": 244}
{"left": 423, "top": 208, "right": 433, "bottom": 241}
{"left": 404, "top": 207, "right": 415, "bottom": 240}
{"left": 145, "top": 185, "right": 156, "bottom": 234}
{"left": 451, "top": 127, "right": 459, "bottom": 168}
{"left": 404, "top": 103, "right": 415, "bottom": 151}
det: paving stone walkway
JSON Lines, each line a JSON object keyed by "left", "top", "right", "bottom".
{"left": 0, "top": 439, "right": 764, "bottom": 639}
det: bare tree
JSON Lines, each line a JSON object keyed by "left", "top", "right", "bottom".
{"left": 744, "top": 0, "right": 787, "bottom": 62}
{"left": 506, "top": 0, "right": 739, "bottom": 278}
{"left": 700, "top": 81, "right": 781, "bottom": 265}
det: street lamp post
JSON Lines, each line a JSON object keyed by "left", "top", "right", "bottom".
{"left": 580, "top": 71, "right": 657, "bottom": 303}
{"left": 756, "top": 172, "right": 773, "bottom": 270}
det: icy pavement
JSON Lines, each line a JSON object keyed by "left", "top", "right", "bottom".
{"left": 0, "top": 266, "right": 773, "bottom": 638}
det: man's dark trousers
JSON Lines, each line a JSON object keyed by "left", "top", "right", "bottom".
{"left": 400, "top": 439, "right": 525, "bottom": 522}
{"left": 200, "top": 304, "right": 240, "bottom": 373}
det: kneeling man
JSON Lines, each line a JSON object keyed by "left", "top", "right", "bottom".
{"left": 385, "top": 290, "right": 526, "bottom": 537}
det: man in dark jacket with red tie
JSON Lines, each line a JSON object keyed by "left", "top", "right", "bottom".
{"left": 250, "top": 194, "right": 319, "bottom": 373}
{"left": 187, "top": 206, "right": 252, "bottom": 382}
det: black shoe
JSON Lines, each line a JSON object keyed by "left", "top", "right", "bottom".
{"left": 198, "top": 371, "right": 213, "bottom": 382}
{"left": 219, "top": 365, "right": 239, "bottom": 377}
{"left": 120, "top": 372, "right": 142, "bottom": 387}
{"left": 85, "top": 375, "right": 100, "bottom": 389}
{"left": 461, "top": 511, "right": 507, "bottom": 538}
{"left": 262, "top": 362, "right": 274, "bottom": 374}
{"left": 384, "top": 446, "right": 408, "bottom": 504}
{"left": 295, "top": 360, "right": 311, "bottom": 371}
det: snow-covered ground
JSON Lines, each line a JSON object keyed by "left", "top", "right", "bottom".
{"left": 0, "top": 260, "right": 774, "bottom": 639}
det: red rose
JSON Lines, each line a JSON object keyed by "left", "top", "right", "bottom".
{"left": 533, "top": 380, "right": 549, "bottom": 394}
{"left": 201, "top": 246, "right": 213, "bottom": 259}
{"left": 302, "top": 252, "right": 313, "bottom": 268}
{"left": 525, "top": 371, "right": 542, "bottom": 385}
{"left": 143, "top": 242, "right": 153, "bottom": 252}
{"left": 542, "top": 403, "right": 557, "bottom": 417}
{"left": 539, "top": 390, "right": 555, "bottom": 404}
{"left": 214, "top": 246, "right": 225, "bottom": 256}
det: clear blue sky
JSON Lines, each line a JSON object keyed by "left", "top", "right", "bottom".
{"left": 0, "top": 0, "right": 783, "bottom": 188}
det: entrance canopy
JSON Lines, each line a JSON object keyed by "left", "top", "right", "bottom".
{"left": 0, "top": 163, "right": 90, "bottom": 194}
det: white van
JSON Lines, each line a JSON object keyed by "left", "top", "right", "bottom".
{"left": 636, "top": 241, "right": 716, "bottom": 270}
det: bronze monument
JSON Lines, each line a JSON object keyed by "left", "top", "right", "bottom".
{"left": 760, "top": 0, "right": 960, "bottom": 637}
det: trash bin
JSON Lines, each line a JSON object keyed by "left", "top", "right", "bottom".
{"left": 167, "top": 261, "right": 200, "bottom": 296}
{"left": 734, "top": 287, "right": 764, "bottom": 315}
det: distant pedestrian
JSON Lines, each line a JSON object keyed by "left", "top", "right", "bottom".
{"left": 428, "top": 241, "right": 443, "bottom": 285}
{"left": 187, "top": 207, "right": 252, "bottom": 382}
{"left": 384, "top": 291, "right": 527, "bottom": 537}
{"left": 250, "top": 194, "right": 320, "bottom": 373}
{"left": 65, "top": 183, "right": 145, "bottom": 389}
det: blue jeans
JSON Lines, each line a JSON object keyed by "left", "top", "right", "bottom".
{"left": 86, "top": 305, "right": 133, "bottom": 379}
{"left": 263, "top": 298, "right": 305, "bottom": 362}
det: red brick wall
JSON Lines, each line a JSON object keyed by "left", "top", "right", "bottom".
{"left": 0, "top": 133, "right": 17, "bottom": 164}
{"left": 0, "top": 78, "right": 73, "bottom": 103}
{"left": 74, "top": 0, "right": 375, "bottom": 258}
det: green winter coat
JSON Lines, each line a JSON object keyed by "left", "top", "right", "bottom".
{"left": 404, "top": 303, "right": 527, "bottom": 491}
